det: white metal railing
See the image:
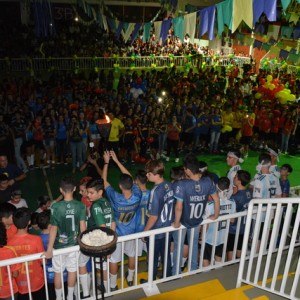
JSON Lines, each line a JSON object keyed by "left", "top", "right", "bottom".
{"left": 258, "top": 61, "right": 299, "bottom": 75}
{"left": 0, "top": 56, "right": 251, "bottom": 72}
{"left": 2, "top": 202, "right": 299, "bottom": 300}
{"left": 237, "top": 198, "right": 300, "bottom": 300}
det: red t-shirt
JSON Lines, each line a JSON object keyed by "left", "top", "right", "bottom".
{"left": 0, "top": 246, "right": 21, "bottom": 298}
{"left": 260, "top": 118, "right": 271, "bottom": 133}
{"left": 242, "top": 116, "right": 255, "bottom": 136}
{"left": 8, "top": 234, "right": 45, "bottom": 294}
{"left": 167, "top": 123, "right": 181, "bottom": 140}
{"left": 6, "top": 224, "right": 17, "bottom": 240}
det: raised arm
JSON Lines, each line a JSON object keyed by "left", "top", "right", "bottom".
{"left": 110, "top": 150, "right": 131, "bottom": 176}
{"left": 102, "top": 151, "right": 111, "bottom": 189}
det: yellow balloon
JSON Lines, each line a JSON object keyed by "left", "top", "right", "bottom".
{"left": 287, "top": 94, "right": 296, "bottom": 102}
{"left": 269, "top": 84, "right": 275, "bottom": 90}
{"left": 280, "top": 98, "right": 287, "bottom": 105}
{"left": 267, "top": 75, "right": 273, "bottom": 82}
{"left": 255, "top": 92, "right": 262, "bottom": 99}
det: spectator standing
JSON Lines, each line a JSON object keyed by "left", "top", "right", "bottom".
{"left": 55, "top": 115, "right": 68, "bottom": 165}
{"left": 0, "top": 203, "right": 17, "bottom": 240}
{"left": 11, "top": 110, "right": 28, "bottom": 173}
{"left": 166, "top": 116, "right": 181, "bottom": 162}
{"left": 68, "top": 116, "right": 84, "bottom": 173}
{"left": 209, "top": 107, "right": 223, "bottom": 153}
{"left": 107, "top": 112, "right": 125, "bottom": 155}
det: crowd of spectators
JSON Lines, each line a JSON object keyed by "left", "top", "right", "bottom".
{"left": 0, "top": 22, "right": 251, "bottom": 59}
{"left": 0, "top": 62, "right": 299, "bottom": 175}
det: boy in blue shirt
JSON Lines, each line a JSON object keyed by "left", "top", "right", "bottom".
{"left": 102, "top": 150, "right": 141, "bottom": 291}
{"left": 142, "top": 159, "right": 174, "bottom": 281}
{"left": 134, "top": 170, "right": 150, "bottom": 256}
{"left": 226, "top": 170, "right": 252, "bottom": 261}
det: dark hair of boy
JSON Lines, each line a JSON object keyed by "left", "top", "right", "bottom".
{"left": 13, "top": 208, "right": 31, "bottom": 229}
{"left": 145, "top": 159, "right": 165, "bottom": 176}
{"left": 259, "top": 153, "right": 271, "bottom": 164}
{"left": 135, "top": 170, "right": 148, "bottom": 185}
{"left": 119, "top": 174, "right": 133, "bottom": 190}
{"left": 217, "top": 177, "right": 230, "bottom": 191}
{"left": 0, "top": 174, "right": 8, "bottom": 182}
{"left": 0, "top": 203, "right": 16, "bottom": 219}
{"left": 30, "top": 212, "right": 40, "bottom": 227}
{"left": 86, "top": 178, "right": 104, "bottom": 191}
{"left": 37, "top": 210, "right": 51, "bottom": 230}
{"left": 170, "top": 166, "right": 184, "bottom": 181}
{"left": 281, "top": 164, "right": 293, "bottom": 173}
{"left": 37, "top": 195, "right": 50, "bottom": 207}
{"left": 0, "top": 221, "right": 7, "bottom": 246}
{"left": 60, "top": 176, "right": 76, "bottom": 193}
{"left": 236, "top": 170, "right": 251, "bottom": 187}
{"left": 183, "top": 153, "right": 200, "bottom": 174}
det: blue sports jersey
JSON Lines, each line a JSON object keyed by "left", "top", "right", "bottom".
{"left": 280, "top": 179, "right": 290, "bottom": 196}
{"left": 135, "top": 189, "right": 150, "bottom": 233}
{"left": 252, "top": 173, "right": 282, "bottom": 221}
{"left": 173, "top": 177, "right": 216, "bottom": 228}
{"left": 229, "top": 189, "right": 252, "bottom": 234}
{"left": 205, "top": 198, "right": 236, "bottom": 245}
{"left": 105, "top": 184, "right": 141, "bottom": 236}
{"left": 147, "top": 181, "right": 174, "bottom": 239}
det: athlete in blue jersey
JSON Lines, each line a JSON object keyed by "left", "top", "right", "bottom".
{"left": 227, "top": 170, "right": 252, "bottom": 261}
{"left": 134, "top": 170, "right": 150, "bottom": 256}
{"left": 103, "top": 150, "right": 142, "bottom": 290}
{"left": 252, "top": 153, "right": 281, "bottom": 252}
{"left": 172, "top": 153, "right": 220, "bottom": 274}
{"left": 142, "top": 159, "right": 174, "bottom": 281}
{"left": 203, "top": 177, "right": 236, "bottom": 267}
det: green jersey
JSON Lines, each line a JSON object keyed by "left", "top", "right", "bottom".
{"left": 50, "top": 199, "right": 86, "bottom": 249}
{"left": 88, "top": 198, "right": 115, "bottom": 229}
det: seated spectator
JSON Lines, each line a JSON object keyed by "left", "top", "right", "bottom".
{"left": 8, "top": 190, "right": 28, "bottom": 209}
{"left": 0, "top": 154, "right": 26, "bottom": 189}
{"left": 36, "top": 195, "right": 52, "bottom": 213}
{"left": 0, "top": 174, "right": 14, "bottom": 204}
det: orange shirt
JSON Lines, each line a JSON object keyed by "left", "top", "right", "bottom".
{"left": 8, "top": 234, "right": 45, "bottom": 294}
{"left": 0, "top": 246, "right": 21, "bottom": 298}
{"left": 6, "top": 224, "right": 17, "bottom": 240}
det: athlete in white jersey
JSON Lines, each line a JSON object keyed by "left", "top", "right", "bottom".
{"left": 226, "top": 150, "right": 243, "bottom": 198}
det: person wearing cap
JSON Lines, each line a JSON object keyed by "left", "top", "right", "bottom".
{"left": 226, "top": 150, "right": 243, "bottom": 198}
{"left": 8, "top": 190, "right": 28, "bottom": 209}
